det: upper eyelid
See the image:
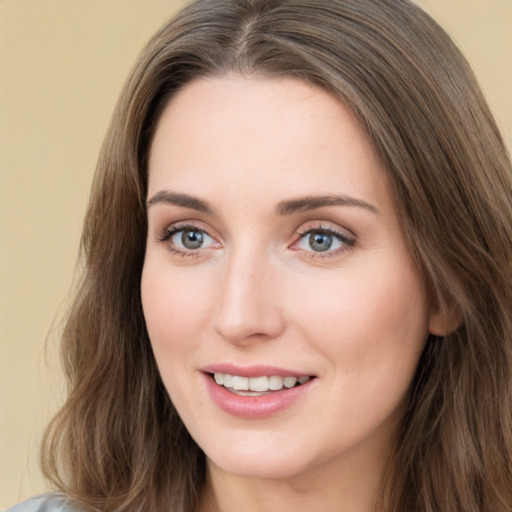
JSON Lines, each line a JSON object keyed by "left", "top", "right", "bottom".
{"left": 159, "top": 221, "right": 217, "bottom": 237}
{"left": 297, "top": 225, "right": 350, "bottom": 236}
{"left": 296, "top": 222, "right": 356, "bottom": 239}
{"left": 295, "top": 229, "right": 354, "bottom": 245}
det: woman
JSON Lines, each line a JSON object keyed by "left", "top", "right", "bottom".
{"left": 9, "top": 0, "right": 512, "bottom": 511}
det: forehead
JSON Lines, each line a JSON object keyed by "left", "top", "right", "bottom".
{"left": 148, "top": 75, "right": 389, "bottom": 212}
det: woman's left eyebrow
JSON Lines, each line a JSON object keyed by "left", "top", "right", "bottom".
{"left": 276, "top": 195, "right": 379, "bottom": 215}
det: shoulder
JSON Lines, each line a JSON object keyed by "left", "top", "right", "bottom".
{"left": 5, "top": 493, "right": 81, "bottom": 512}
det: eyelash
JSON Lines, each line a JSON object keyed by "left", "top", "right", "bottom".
{"left": 156, "top": 223, "right": 356, "bottom": 259}
{"left": 294, "top": 224, "right": 355, "bottom": 259}
{"left": 157, "top": 223, "right": 215, "bottom": 258}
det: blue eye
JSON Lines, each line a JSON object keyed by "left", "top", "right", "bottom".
{"left": 296, "top": 228, "right": 354, "bottom": 254}
{"left": 159, "top": 225, "right": 217, "bottom": 255}
{"left": 174, "top": 229, "right": 207, "bottom": 250}
{"left": 171, "top": 229, "right": 215, "bottom": 250}
{"left": 307, "top": 232, "right": 335, "bottom": 252}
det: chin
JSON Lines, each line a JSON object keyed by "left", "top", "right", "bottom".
{"left": 209, "top": 453, "right": 308, "bottom": 480}
{"left": 201, "top": 434, "right": 316, "bottom": 481}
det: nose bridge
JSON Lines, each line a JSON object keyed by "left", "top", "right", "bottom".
{"left": 214, "top": 243, "right": 284, "bottom": 344}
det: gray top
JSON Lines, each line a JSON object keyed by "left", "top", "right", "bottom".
{"left": 6, "top": 494, "right": 78, "bottom": 512}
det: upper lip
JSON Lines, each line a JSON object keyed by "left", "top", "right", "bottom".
{"left": 200, "top": 363, "right": 314, "bottom": 378}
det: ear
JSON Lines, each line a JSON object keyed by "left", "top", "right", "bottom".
{"left": 428, "top": 304, "right": 462, "bottom": 337}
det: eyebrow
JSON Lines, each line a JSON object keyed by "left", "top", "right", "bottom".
{"left": 146, "top": 190, "right": 378, "bottom": 216}
{"left": 146, "top": 190, "right": 215, "bottom": 214}
{"left": 276, "top": 195, "right": 379, "bottom": 216}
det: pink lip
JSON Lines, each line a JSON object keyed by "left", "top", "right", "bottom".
{"left": 201, "top": 371, "right": 316, "bottom": 419}
{"left": 200, "top": 363, "right": 312, "bottom": 378}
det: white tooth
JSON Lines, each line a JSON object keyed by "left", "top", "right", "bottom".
{"left": 298, "top": 376, "right": 310, "bottom": 384}
{"left": 268, "top": 375, "right": 284, "bottom": 390}
{"left": 223, "top": 374, "right": 233, "bottom": 388}
{"left": 232, "top": 376, "right": 249, "bottom": 390}
{"left": 249, "top": 376, "right": 269, "bottom": 392}
{"left": 283, "top": 376, "right": 297, "bottom": 388}
{"left": 214, "top": 373, "right": 224, "bottom": 385}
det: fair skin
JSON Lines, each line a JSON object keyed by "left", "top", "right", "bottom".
{"left": 141, "top": 75, "right": 449, "bottom": 512}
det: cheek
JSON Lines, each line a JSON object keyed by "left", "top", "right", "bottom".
{"left": 291, "top": 253, "right": 429, "bottom": 376}
{"left": 141, "top": 263, "right": 214, "bottom": 419}
{"left": 141, "top": 262, "right": 213, "bottom": 361}
{"left": 299, "top": 259, "right": 429, "bottom": 439}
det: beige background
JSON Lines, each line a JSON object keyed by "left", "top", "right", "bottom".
{"left": 0, "top": 0, "right": 511, "bottom": 508}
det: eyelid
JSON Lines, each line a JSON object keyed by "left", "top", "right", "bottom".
{"left": 156, "top": 219, "right": 219, "bottom": 240}
{"left": 156, "top": 221, "right": 222, "bottom": 256}
{"left": 296, "top": 225, "right": 354, "bottom": 241}
{"left": 291, "top": 222, "right": 356, "bottom": 258}
{"left": 154, "top": 219, "right": 355, "bottom": 259}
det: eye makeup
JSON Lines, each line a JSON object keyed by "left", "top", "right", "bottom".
{"left": 292, "top": 222, "right": 356, "bottom": 260}
{"left": 156, "top": 222, "right": 220, "bottom": 258}
{"left": 155, "top": 218, "right": 357, "bottom": 262}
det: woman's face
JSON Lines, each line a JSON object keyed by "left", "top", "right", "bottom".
{"left": 142, "top": 76, "right": 440, "bottom": 484}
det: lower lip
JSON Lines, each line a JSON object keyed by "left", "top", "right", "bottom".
{"left": 203, "top": 373, "right": 315, "bottom": 419}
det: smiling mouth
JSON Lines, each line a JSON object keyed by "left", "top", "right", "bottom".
{"left": 210, "top": 372, "right": 313, "bottom": 396}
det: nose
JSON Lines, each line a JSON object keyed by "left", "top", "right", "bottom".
{"left": 213, "top": 249, "right": 285, "bottom": 345}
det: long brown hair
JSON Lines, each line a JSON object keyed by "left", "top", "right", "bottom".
{"left": 41, "top": 1, "right": 512, "bottom": 510}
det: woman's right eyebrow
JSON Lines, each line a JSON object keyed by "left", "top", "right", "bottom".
{"left": 146, "top": 190, "right": 216, "bottom": 214}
